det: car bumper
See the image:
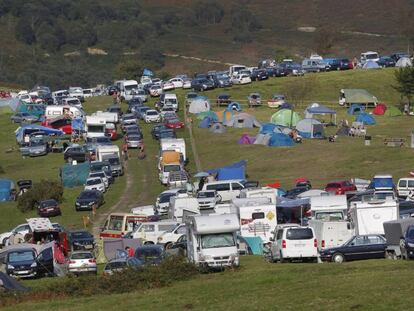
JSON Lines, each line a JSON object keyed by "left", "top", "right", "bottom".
{"left": 8, "top": 270, "right": 37, "bottom": 278}
{"left": 68, "top": 267, "right": 97, "bottom": 274}
{"left": 39, "top": 210, "right": 61, "bottom": 217}
{"left": 76, "top": 204, "right": 94, "bottom": 211}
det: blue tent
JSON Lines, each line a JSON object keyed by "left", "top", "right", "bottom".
{"left": 207, "top": 160, "right": 246, "bottom": 181}
{"left": 71, "top": 118, "right": 84, "bottom": 131}
{"left": 226, "top": 102, "right": 242, "bottom": 112}
{"left": 356, "top": 112, "right": 376, "bottom": 125}
{"left": 259, "top": 123, "right": 278, "bottom": 135}
{"left": 0, "top": 179, "right": 14, "bottom": 202}
{"left": 347, "top": 104, "right": 365, "bottom": 115}
{"left": 268, "top": 133, "right": 295, "bottom": 147}
{"left": 238, "top": 236, "right": 263, "bottom": 255}
{"left": 15, "top": 125, "right": 64, "bottom": 144}
{"left": 199, "top": 116, "right": 215, "bottom": 128}
{"left": 60, "top": 162, "right": 90, "bottom": 188}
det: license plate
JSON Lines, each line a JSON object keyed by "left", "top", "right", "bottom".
{"left": 84, "top": 244, "right": 93, "bottom": 249}
{"left": 16, "top": 270, "right": 29, "bottom": 274}
{"left": 295, "top": 244, "right": 305, "bottom": 247}
{"left": 47, "top": 208, "right": 54, "bottom": 211}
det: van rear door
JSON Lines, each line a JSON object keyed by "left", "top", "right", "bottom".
{"left": 284, "top": 228, "right": 316, "bottom": 258}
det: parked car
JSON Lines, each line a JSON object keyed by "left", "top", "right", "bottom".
{"left": 10, "top": 112, "right": 38, "bottom": 123}
{"left": 144, "top": 109, "right": 161, "bottom": 123}
{"left": 5, "top": 247, "right": 38, "bottom": 278}
{"left": 266, "top": 66, "right": 287, "bottom": 77}
{"left": 38, "top": 199, "right": 61, "bottom": 217}
{"left": 64, "top": 145, "right": 89, "bottom": 163}
{"left": 151, "top": 124, "right": 168, "bottom": 140}
{"left": 267, "top": 224, "right": 318, "bottom": 263}
{"left": 400, "top": 225, "right": 414, "bottom": 259}
{"left": 19, "top": 138, "right": 48, "bottom": 157}
{"left": 75, "top": 190, "right": 104, "bottom": 211}
{"left": 390, "top": 52, "right": 410, "bottom": 62}
{"left": 134, "top": 245, "right": 164, "bottom": 266}
{"left": 68, "top": 230, "right": 95, "bottom": 251}
{"left": 182, "top": 79, "right": 192, "bottom": 89}
{"left": 250, "top": 69, "right": 268, "bottom": 81}
{"left": 197, "top": 190, "right": 220, "bottom": 208}
{"left": 125, "top": 133, "right": 143, "bottom": 148}
{"left": 0, "top": 223, "right": 31, "bottom": 248}
{"left": 89, "top": 171, "right": 109, "bottom": 189}
{"left": 325, "top": 181, "right": 357, "bottom": 195}
{"left": 210, "top": 73, "right": 232, "bottom": 88}
{"left": 216, "top": 93, "right": 231, "bottom": 106}
{"left": 284, "top": 186, "right": 310, "bottom": 199}
{"left": 319, "top": 234, "right": 386, "bottom": 263}
{"left": 157, "top": 224, "right": 187, "bottom": 249}
{"left": 170, "top": 234, "right": 187, "bottom": 256}
{"left": 162, "top": 81, "right": 175, "bottom": 91}
{"left": 159, "top": 129, "right": 176, "bottom": 140}
{"left": 164, "top": 116, "right": 184, "bottom": 129}
{"left": 302, "top": 59, "right": 330, "bottom": 72}
{"left": 397, "top": 178, "right": 414, "bottom": 198}
{"left": 84, "top": 177, "right": 106, "bottom": 193}
{"left": 191, "top": 78, "right": 215, "bottom": 92}
{"left": 247, "top": 93, "right": 261, "bottom": 107}
{"left": 42, "top": 117, "right": 72, "bottom": 134}
{"left": 160, "top": 107, "right": 175, "bottom": 118}
{"left": 68, "top": 251, "right": 97, "bottom": 275}
{"left": 328, "top": 58, "right": 353, "bottom": 70}
{"left": 168, "top": 78, "right": 184, "bottom": 88}
{"left": 377, "top": 56, "right": 396, "bottom": 68}
{"left": 267, "top": 94, "right": 286, "bottom": 108}
{"left": 121, "top": 113, "right": 138, "bottom": 125}
{"left": 103, "top": 257, "right": 143, "bottom": 275}
{"left": 107, "top": 105, "right": 123, "bottom": 117}
{"left": 232, "top": 74, "right": 251, "bottom": 85}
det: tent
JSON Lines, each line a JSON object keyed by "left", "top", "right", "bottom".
{"left": 17, "top": 102, "right": 45, "bottom": 118}
{"left": 304, "top": 103, "right": 337, "bottom": 125}
{"left": 396, "top": 57, "right": 412, "bottom": 68}
{"left": 224, "top": 112, "right": 261, "bottom": 128}
{"left": 355, "top": 112, "right": 376, "bottom": 125}
{"left": 216, "top": 110, "right": 234, "bottom": 123}
{"left": 0, "top": 98, "right": 19, "bottom": 111}
{"left": 259, "top": 123, "right": 278, "bottom": 135}
{"left": 362, "top": 60, "right": 380, "bottom": 69}
{"left": 0, "top": 272, "right": 30, "bottom": 292}
{"left": 384, "top": 105, "right": 402, "bottom": 117}
{"left": 196, "top": 111, "right": 217, "bottom": 121}
{"left": 238, "top": 134, "right": 256, "bottom": 144}
{"left": 295, "top": 118, "right": 325, "bottom": 139}
{"left": 206, "top": 160, "right": 246, "bottom": 181}
{"left": 0, "top": 179, "right": 14, "bottom": 202}
{"left": 209, "top": 122, "right": 226, "bottom": 134}
{"left": 238, "top": 236, "right": 263, "bottom": 255}
{"left": 341, "top": 89, "right": 378, "bottom": 107}
{"left": 199, "top": 116, "right": 216, "bottom": 128}
{"left": 60, "top": 162, "right": 90, "bottom": 188}
{"left": 270, "top": 109, "right": 301, "bottom": 127}
{"left": 226, "top": 102, "right": 242, "bottom": 112}
{"left": 15, "top": 125, "right": 64, "bottom": 144}
{"left": 373, "top": 103, "right": 387, "bottom": 115}
{"left": 189, "top": 96, "right": 210, "bottom": 114}
{"left": 268, "top": 132, "right": 295, "bottom": 147}
{"left": 254, "top": 133, "right": 272, "bottom": 145}
{"left": 347, "top": 104, "right": 365, "bottom": 115}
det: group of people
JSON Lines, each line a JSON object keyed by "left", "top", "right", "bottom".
{"left": 122, "top": 140, "right": 145, "bottom": 161}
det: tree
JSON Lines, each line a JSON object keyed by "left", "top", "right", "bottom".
{"left": 394, "top": 67, "right": 414, "bottom": 107}
{"left": 15, "top": 19, "right": 35, "bottom": 44}
{"left": 17, "top": 180, "right": 63, "bottom": 213}
{"left": 314, "top": 27, "right": 341, "bottom": 55}
{"left": 230, "top": 6, "right": 261, "bottom": 32}
{"left": 193, "top": 0, "right": 224, "bottom": 24}
{"left": 283, "top": 75, "right": 319, "bottom": 106}
{"left": 114, "top": 58, "right": 143, "bottom": 80}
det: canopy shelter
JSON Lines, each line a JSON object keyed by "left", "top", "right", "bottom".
{"left": 270, "top": 109, "right": 301, "bottom": 127}
{"left": 304, "top": 103, "right": 337, "bottom": 125}
{"left": 189, "top": 96, "right": 210, "bottom": 114}
{"left": 15, "top": 125, "right": 64, "bottom": 144}
{"left": 340, "top": 89, "right": 378, "bottom": 108}
{"left": 206, "top": 160, "right": 246, "bottom": 181}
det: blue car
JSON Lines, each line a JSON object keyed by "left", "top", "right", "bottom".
{"left": 191, "top": 78, "right": 215, "bottom": 92}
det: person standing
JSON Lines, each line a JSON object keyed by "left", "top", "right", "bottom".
{"left": 122, "top": 140, "right": 129, "bottom": 161}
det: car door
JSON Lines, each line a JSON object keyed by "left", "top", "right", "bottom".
{"left": 364, "top": 235, "right": 386, "bottom": 259}
{"left": 36, "top": 246, "right": 54, "bottom": 277}
{"left": 271, "top": 229, "right": 283, "bottom": 259}
{"left": 342, "top": 236, "right": 367, "bottom": 260}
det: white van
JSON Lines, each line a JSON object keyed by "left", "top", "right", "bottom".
{"left": 115, "top": 80, "right": 139, "bottom": 101}
{"left": 308, "top": 219, "right": 353, "bottom": 250}
{"left": 239, "top": 188, "right": 276, "bottom": 204}
{"left": 168, "top": 194, "right": 199, "bottom": 221}
{"left": 85, "top": 116, "right": 106, "bottom": 139}
{"left": 130, "top": 221, "right": 180, "bottom": 244}
{"left": 268, "top": 224, "right": 318, "bottom": 262}
{"left": 202, "top": 180, "right": 245, "bottom": 202}
{"left": 397, "top": 178, "right": 414, "bottom": 198}
{"left": 157, "top": 224, "right": 187, "bottom": 248}
{"left": 163, "top": 93, "right": 179, "bottom": 111}
{"left": 360, "top": 51, "right": 379, "bottom": 65}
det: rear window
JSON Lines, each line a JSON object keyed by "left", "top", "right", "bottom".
{"left": 286, "top": 228, "right": 313, "bottom": 240}
{"left": 207, "top": 183, "right": 230, "bottom": 191}
{"left": 326, "top": 183, "right": 340, "bottom": 188}
{"left": 252, "top": 212, "right": 265, "bottom": 220}
{"left": 71, "top": 252, "right": 93, "bottom": 260}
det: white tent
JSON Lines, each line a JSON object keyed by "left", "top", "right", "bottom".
{"left": 396, "top": 57, "right": 413, "bottom": 68}
{"left": 224, "top": 113, "right": 261, "bottom": 128}
{"left": 362, "top": 61, "right": 380, "bottom": 70}
{"left": 189, "top": 97, "right": 210, "bottom": 114}
{"left": 296, "top": 118, "right": 325, "bottom": 139}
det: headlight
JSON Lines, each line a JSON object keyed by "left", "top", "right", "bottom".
{"left": 407, "top": 242, "right": 414, "bottom": 247}
{"left": 202, "top": 84, "right": 207, "bottom": 88}
{"left": 75, "top": 202, "right": 80, "bottom": 206}
{"left": 30, "top": 262, "right": 37, "bottom": 268}
{"left": 88, "top": 201, "right": 95, "bottom": 205}
{"left": 7, "top": 265, "right": 14, "bottom": 269}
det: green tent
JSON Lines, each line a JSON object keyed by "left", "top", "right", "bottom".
{"left": 384, "top": 105, "right": 402, "bottom": 117}
{"left": 270, "top": 109, "right": 301, "bottom": 127}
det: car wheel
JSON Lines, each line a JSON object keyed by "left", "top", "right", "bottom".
{"left": 332, "top": 253, "right": 344, "bottom": 263}
{"left": 165, "top": 242, "right": 173, "bottom": 250}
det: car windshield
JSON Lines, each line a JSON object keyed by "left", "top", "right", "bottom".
{"left": 164, "top": 165, "right": 181, "bottom": 173}
{"left": 135, "top": 247, "right": 162, "bottom": 259}
{"left": 71, "top": 231, "right": 91, "bottom": 239}
{"left": 40, "top": 200, "right": 56, "bottom": 208}
{"left": 87, "top": 178, "right": 101, "bottom": 185}
{"left": 315, "top": 212, "right": 344, "bottom": 221}
{"left": 128, "top": 136, "right": 141, "bottom": 141}
{"left": 147, "top": 111, "right": 158, "bottom": 116}
{"left": 159, "top": 193, "right": 175, "bottom": 203}
{"left": 71, "top": 252, "right": 93, "bottom": 260}
{"left": 79, "top": 191, "right": 97, "bottom": 199}
{"left": 107, "top": 157, "right": 120, "bottom": 165}
{"left": 286, "top": 228, "right": 313, "bottom": 240}
{"left": 9, "top": 250, "right": 35, "bottom": 263}
{"left": 197, "top": 192, "right": 215, "bottom": 198}
{"left": 366, "top": 53, "right": 378, "bottom": 59}
{"left": 201, "top": 233, "right": 235, "bottom": 249}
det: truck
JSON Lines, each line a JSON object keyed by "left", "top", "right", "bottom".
{"left": 168, "top": 194, "right": 199, "bottom": 221}
{"left": 310, "top": 195, "right": 348, "bottom": 220}
{"left": 383, "top": 218, "right": 414, "bottom": 259}
{"left": 160, "top": 138, "right": 186, "bottom": 162}
{"left": 159, "top": 150, "right": 183, "bottom": 185}
{"left": 308, "top": 219, "right": 353, "bottom": 250}
{"left": 185, "top": 213, "right": 240, "bottom": 269}
{"left": 96, "top": 145, "right": 123, "bottom": 176}
{"left": 85, "top": 116, "right": 106, "bottom": 139}
{"left": 349, "top": 198, "right": 399, "bottom": 235}
{"left": 232, "top": 197, "right": 276, "bottom": 244}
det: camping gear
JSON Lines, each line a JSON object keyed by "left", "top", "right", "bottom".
{"left": 226, "top": 102, "right": 242, "bottom": 112}
{"left": 238, "top": 134, "right": 256, "bottom": 144}
{"left": 396, "top": 57, "right": 413, "bottom": 68}
{"left": 347, "top": 104, "right": 365, "bottom": 115}
{"left": 349, "top": 122, "right": 367, "bottom": 136}
{"left": 304, "top": 103, "right": 337, "bottom": 125}
{"left": 206, "top": 160, "right": 246, "bottom": 181}
{"left": 336, "top": 125, "right": 350, "bottom": 136}
{"left": 355, "top": 112, "right": 376, "bottom": 125}
{"left": 384, "top": 106, "right": 402, "bottom": 117}
{"left": 296, "top": 118, "right": 325, "bottom": 139}
{"left": 224, "top": 112, "right": 261, "bottom": 128}
{"left": 270, "top": 109, "right": 300, "bottom": 127}
{"left": 362, "top": 60, "right": 380, "bottom": 69}
{"left": 209, "top": 122, "right": 226, "bottom": 134}
{"left": 268, "top": 133, "right": 295, "bottom": 147}
{"left": 189, "top": 96, "right": 210, "bottom": 114}
{"left": 0, "top": 179, "right": 15, "bottom": 202}
{"left": 259, "top": 123, "right": 279, "bottom": 135}
{"left": 373, "top": 103, "right": 387, "bottom": 115}
{"left": 60, "top": 162, "right": 90, "bottom": 188}
{"left": 254, "top": 133, "right": 272, "bottom": 145}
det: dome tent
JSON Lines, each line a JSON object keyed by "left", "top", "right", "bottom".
{"left": 196, "top": 111, "right": 218, "bottom": 121}
{"left": 296, "top": 118, "right": 325, "bottom": 139}
{"left": 268, "top": 133, "right": 295, "bottom": 147}
{"left": 347, "top": 104, "right": 365, "bottom": 115}
{"left": 209, "top": 122, "right": 226, "bottom": 134}
{"left": 384, "top": 105, "right": 402, "bottom": 117}
{"left": 373, "top": 103, "right": 387, "bottom": 115}
{"left": 199, "top": 116, "right": 215, "bottom": 128}
{"left": 189, "top": 96, "right": 210, "bottom": 114}
{"left": 224, "top": 112, "right": 261, "bottom": 128}
{"left": 238, "top": 134, "right": 256, "bottom": 144}
{"left": 396, "top": 57, "right": 412, "bottom": 68}
{"left": 355, "top": 112, "right": 376, "bottom": 125}
{"left": 226, "top": 102, "right": 242, "bottom": 112}
{"left": 362, "top": 61, "right": 380, "bottom": 69}
{"left": 270, "top": 109, "right": 301, "bottom": 127}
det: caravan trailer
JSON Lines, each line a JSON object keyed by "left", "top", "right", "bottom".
{"left": 310, "top": 195, "right": 348, "bottom": 220}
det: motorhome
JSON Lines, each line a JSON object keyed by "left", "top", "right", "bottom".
{"left": 130, "top": 221, "right": 180, "bottom": 244}
{"left": 68, "top": 87, "right": 84, "bottom": 101}
{"left": 100, "top": 213, "right": 148, "bottom": 238}
{"left": 349, "top": 198, "right": 399, "bottom": 235}
{"left": 239, "top": 188, "right": 276, "bottom": 204}
{"left": 186, "top": 213, "right": 240, "bottom": 269}
{"left": 115, "top": 80, "right": 139, "bottom": 101}
{"left": 310, "top": 195, "right": 348, "bottom": 220}
{"left": 168, "top": 194, "right": 199, "bottom": 221}
{"left": 308, "top": 219, "right": 353, "bottom": 250}
{"left": 85, "top": 116, "right": 106, "bottom": 139}
{"left": 160, "top": 138, "right": 186, "bottom": 162}
{"left": 96, "top": 145, "right": 120, "bottom": 162}
{"left": 91, "top": 111, "right": 118, "bottom": 124}
{"left": 45, "top": 105, "right": 84, "bottom": 119}
{"left": 229, "top": 65, "right": 247, "bottom": 77}
{"left": 232, "top": 197, "right": 277, "bottom": 244}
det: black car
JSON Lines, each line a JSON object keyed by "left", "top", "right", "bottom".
{"left": 216, "top": 93, "right": 231, "bottom": 106}
{"left": 107, "top": 105, "right": 123, "bottom": 117}
{"left": 208, "top": 74, "right": 232, "bottom": 88}
{"left": 64, "top": 145, "right": 89, "bottom": 163}
{"left": 170, "top": 234, "right": 187, "bottom": 257}
{"left": 134, "top": 245, "right": 164, "bottom": 266}
{"left": 266, "top": 66, "right": 287, "bottom": 77}
{"left": 377, "top": 56, "right": 396, "bottom": 68}
{"left": 328, "top": 58, "right": 352, "bottom": 71}
{"left": 159, "top": 129, "right": 176, "bottom": 140}
{"left": 251, "top": 69, "right": 269, "bottom": 81}
{"left": 191, "top": 78, "right": 215, "bottom": 92}
{"left": 400, "top": 225, "right": 414, "bottom": 259}
{"left": 75, "top": 190, "right": 104, "bottom": 211}
{"left": 151, "top": 124, "right": 168, "bottom": 139}
{"left": 284, "top": 186, "right": 310, "bottom": 199}
{"left": 319, "top": 235, "right": 386, "bottom": 263}
{"left": 38, "top": 199, "right": 61, "bottom": 217}
{"left": 68, "top": 230, "right": 95, "bottom": 251}
{"left": 390, "top": 52, "right": 410, "bottom": 62}
{"left": 107, "top": 85, "right": 119, "bottom": 96}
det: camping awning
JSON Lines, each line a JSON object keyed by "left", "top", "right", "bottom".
{"left": 343, "top": 89, "right": 377, "bottom": 104}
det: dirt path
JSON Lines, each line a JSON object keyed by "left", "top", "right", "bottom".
{"left": 184, "top": 106, "right": 202, "bottom": 172}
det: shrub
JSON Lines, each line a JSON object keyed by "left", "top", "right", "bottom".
{"left": 17, "top": 179, "right": 63, "bottom": 212}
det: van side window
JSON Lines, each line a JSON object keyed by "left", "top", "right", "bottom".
{"left": 159, "top": 224, "right": 176, "bottom": 232}
{"left": 231, "top": 183, "right": 243, "bottom": 190}
{"left": 206, "top": 184, "right": 218, "bottom": 191}
{"left": 252, "top": 212, "right": 265, "bottom": 220}
{"left": 176, "top": 226, "right": 186, "bottom": 234}
{"left": 142, "top": 225, "right": 155, "bottom": 232}
{"left": 399, "top": 180, "right": 407, "bottom": 187}
{"left": 408, "top": 180, "right": 414, "bottom": 187}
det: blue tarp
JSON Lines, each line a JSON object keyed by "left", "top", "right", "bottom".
{"left": 276, "top": 197, "right": 310, "bottom": 208}
{"left": 15, "top": 125, "right": 64, "bottom": 143}
{"left": 71, "top": 118, "right": 84, "bottom": 131}
{"left": 238, "top": 236, "right": 263, "bottom": 255}
{"left": 60, "top": 163, "right": 90, "bottom": 188}
{"left": 268, "top": 133, "right": 295, "bottom": 147}
{"left": 259, "top": 123, "right": 278, "bottom": 134}
{"left": 347, "top": 104, "right": 365, "bottom": 115}
{"left": 372, "top": 177, "right": 394, "bottom": 189}
{"left": 0, "top": 179, "right": 14, "bottom": 202}
{"left": 206, "top": 160, "right": 246, "bottom": 181}
{"left": 356, "top": 112, "right": 376, "bottom": 125}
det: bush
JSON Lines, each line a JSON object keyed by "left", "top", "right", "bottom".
{"left": 17, "top": 180, "right": 63, "bottom": 212}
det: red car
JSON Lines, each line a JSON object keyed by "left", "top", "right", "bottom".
{"left": 164, "top": 117, "right": 184, "bottom": 129}
{"left": 325, "top": 180, "right": 357, "bottom": 195}
{"left": 105, "top": 123, "right": 117, "bottom": 140}
{"left": 42, "top": 117, "right": 72, "bottom": 134}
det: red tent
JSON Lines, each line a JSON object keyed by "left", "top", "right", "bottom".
{"left": 373, "top": 103, "right": 387, "bottom": 115}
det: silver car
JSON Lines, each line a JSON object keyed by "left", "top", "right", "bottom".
{"left": 10, "top": 112, "right": 38, "bottom": 123}
{"left": 68, "top": 251, "right": 97, "bottom": 275}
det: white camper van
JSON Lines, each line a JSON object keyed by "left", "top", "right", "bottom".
{"left": 96, "top": 145, "right": 120, "bottom": 162}
{"left": 91, "top": 111, "right": 118, "bottom": 124}
{"left": 168, "top": 194, "right": 199, "bottom": 221}
{"left": 360, "top": 51, "right": 380, "bottom": 65}
{"left": 229, "top": 65, "right": 247, "bottom": 77}
{"left": 186, "top": 213, "right": 240, "bottom": 269}
{"left": 85, "top": 116, "right": 106, "bottom": 139}
{"left": 349, "top": 198, "right": 399, "bottom": 235}
{"left": 308, "top": 219, "right": 353, "bottom": 250}
{"left": 239, "top": 188, "right": 276, "bottom": 204}
{"left": 310, "top": 195, "right": 348, "bottom": 220}
{"left": 115, "top": 80, "right": 139, "bottom": 101}
{"left": 45, "top": 106, "right": 84, "bottom": 119}
{"left": 160, "top": 138, "right": 186, "bottom": 162}
{"left": 232, "top": 197, "right": 276, "bottom": 244}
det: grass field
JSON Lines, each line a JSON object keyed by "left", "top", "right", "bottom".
{"left": 4, "top": 256, "right": 414, "bottom": 311}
